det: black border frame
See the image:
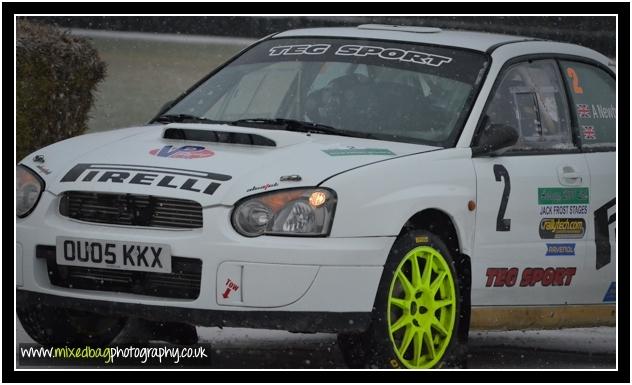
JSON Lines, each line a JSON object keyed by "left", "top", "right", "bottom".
{"left": 5, "top": 2, "right": 629, "bottom": 383}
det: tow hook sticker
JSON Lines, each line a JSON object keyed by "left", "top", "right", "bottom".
{"left": 222, "top": 278, "right": 240, "bottom": 299}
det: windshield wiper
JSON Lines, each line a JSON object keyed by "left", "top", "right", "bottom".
{"left": 156, "top": 114, "right": 228, "bottom": 124}
{"left": 228, "top": 118, "right": 377, "bottom": 139}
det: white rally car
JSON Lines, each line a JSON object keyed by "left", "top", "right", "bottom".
{"left": 16, "top": 25, "right": 616, "bottom": 369}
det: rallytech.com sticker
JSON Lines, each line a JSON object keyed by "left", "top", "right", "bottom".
{"left": 322, "top": 148, "right": 395, "bottom": 157}
{"left": 539, "top": 218, "right": 586, "bottom": 239}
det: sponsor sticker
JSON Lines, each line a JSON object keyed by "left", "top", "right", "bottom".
{"left": 322, "top": 148, "right": 395, "bottom": 157}
{"left": 149, "top": 145, "right": 214, "bottom": 159}
{"left": 485, "top": 267, "right": 576, "bottom": 287}
{"left": 415, "top": 236, "right": 429, "bottom": 244}
{"left": 60, "top": 163, "right": 231, "bottom": 196}
{"left": 602, "top": 282, "right": 615, "bottom": 302}
{"left": 269, "top": 44, "right": 331, "bottom": 56}
{"left": 246, "top": 182, "right": 279, "bottom": 193}
{"left": 539, "top": 204, "right": 588, "bottom": 216}
{"left": 36, "top": 165, "right": 52, "bottom": 175}
{"left": 538, "top": 188, "right": 589, "bottom": 205}
{"left": 545, "top": 243, "right": 576, "bottom": 256}
{"left": 539, "top": 218, "right": 586, "bottom": 239}
{"left": 268, "top": 44, "right": 453, "bottom": 67}
{"left": 279, "top": 174, "right": 302, "bottom": 182}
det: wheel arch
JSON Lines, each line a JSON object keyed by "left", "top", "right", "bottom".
{"left": 400, "top": 208, "right": 472, "bottom": 347}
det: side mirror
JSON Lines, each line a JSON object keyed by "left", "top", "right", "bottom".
{"left": 471, "top": 123, "right": 519, "bottom": 157}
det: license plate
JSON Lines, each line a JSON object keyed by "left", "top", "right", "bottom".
{"left": 56, "top": 237, "right": 171, "bottom": 273}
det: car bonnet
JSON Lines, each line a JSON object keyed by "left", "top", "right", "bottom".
{"left": 24, "top": 123, "right": 440, "bottom": 206}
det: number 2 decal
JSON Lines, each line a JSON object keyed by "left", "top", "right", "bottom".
{"left": 566, "top": 67, "right": 584, "bottom": 94}
{"left": 493, "top": 164, "right": 511, "bottom": 232}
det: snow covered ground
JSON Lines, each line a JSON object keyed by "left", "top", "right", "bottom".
{"left": 16, "top": 320, "right": 615, "bottom": 369}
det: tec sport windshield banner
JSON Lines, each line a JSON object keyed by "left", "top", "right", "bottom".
{"left": 232, "top": 37, "right": 489, "bottom": 84}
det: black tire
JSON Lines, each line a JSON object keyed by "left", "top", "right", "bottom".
{"left": 17, "top": 304, "right": 126, "bottom": 346}
{"left": 338, "top": 230, "right": 467, "bottom": 369}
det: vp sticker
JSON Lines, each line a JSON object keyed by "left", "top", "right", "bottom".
{"left": 149, "top": 145, "right": 214, "bottom": 159}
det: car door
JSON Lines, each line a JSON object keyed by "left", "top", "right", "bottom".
{"left": 558, "top": 60, "right": 616, "bottom": 304}
{"left": 471, "top": 59, "right": 592, "bottom": 306}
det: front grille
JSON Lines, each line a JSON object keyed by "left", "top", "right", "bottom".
{"left": 37, "top": 245, "right": 202, "bottom": 299}
{"left": 59, "top": 191, "right": 203, "bottom": 229}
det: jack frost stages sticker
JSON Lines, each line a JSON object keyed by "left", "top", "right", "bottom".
{"left": 269, "top": 44, "right": 453, "bottom": 67}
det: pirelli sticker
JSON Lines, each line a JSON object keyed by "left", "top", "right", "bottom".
{"left": 539, "top": 218, "right": 586, "bottom": 239}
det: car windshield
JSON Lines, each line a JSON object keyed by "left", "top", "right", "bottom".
{"left": 162, "top": 37, "right": 490, "bottom": 146}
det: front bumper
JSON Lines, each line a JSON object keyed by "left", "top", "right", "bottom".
{"left": 16, "top": 191, "right": 394, "bottom": 327}
{"left": 16, "top": 290, "right": 372, "bottom": 333}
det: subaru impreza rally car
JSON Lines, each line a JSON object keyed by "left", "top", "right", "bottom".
{"left": 16, "top": 25, "right": 616, "bottom": 369}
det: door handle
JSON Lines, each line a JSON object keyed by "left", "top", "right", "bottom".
{"left": 562, "top": 171, "right": 580, "bottom": 180}
{"left": 558, "top": 166, "right": 583, "bottom": 185}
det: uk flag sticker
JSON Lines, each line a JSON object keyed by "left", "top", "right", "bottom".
{"left": 582, "top": 126, "right": 596, "bottom": 140}
{"left": 149, "top": 145, "right": 214, "bottom": 159}
{"left": 576, "top": 104, "right": 592, "bottom": 118}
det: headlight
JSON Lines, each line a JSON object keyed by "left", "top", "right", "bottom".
{"left": 232, "top": 188, "right": 337, "bottom": 237}
{"left": 16, "top": 165, "right": 44, "bottom": 218}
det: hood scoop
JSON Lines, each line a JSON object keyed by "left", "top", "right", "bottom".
{"left": 164, "top": 127, "right": 276, "bottom": 147}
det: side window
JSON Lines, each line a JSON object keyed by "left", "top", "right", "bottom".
{"left": 482, "top": 60, "right": 573, "bottom": 151}
{"left": 560, "top": 61, "right": 616, "bottom": 148}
